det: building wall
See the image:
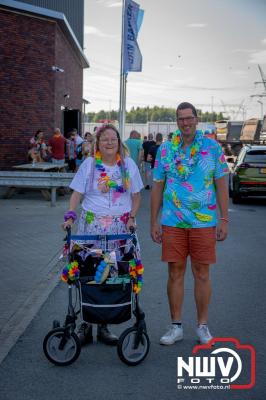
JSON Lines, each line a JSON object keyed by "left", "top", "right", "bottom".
{"left": 54, "top": 25, "right": 83, "bottom": 132}
{"left": 0, "top": 9, "right": 83, "bottom": 168}
{"left": 18, "top": 0, "right": 84, "bottom": 48}
{"left": 0, "top": 10, "right": 55, "bottom": 168}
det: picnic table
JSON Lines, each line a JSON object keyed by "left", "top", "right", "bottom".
{"left": 12, "top": 162, "right": 67, "bottom": 172}
{"left": 0, "top": 163, "right": 73, "bottom": 206}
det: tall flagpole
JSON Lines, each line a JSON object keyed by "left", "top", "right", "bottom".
{"left": 119, "top": 0, "right": 126, "bottom": 140}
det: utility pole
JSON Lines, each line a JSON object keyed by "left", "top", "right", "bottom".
{"left": 108, "top": 99, "right": 112, "bottom": 120}
{"left": 257, "top": 100, "right": 264, "bottom": 119}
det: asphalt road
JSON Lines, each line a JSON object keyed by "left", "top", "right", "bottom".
{"left": 0, "top": 192, "right": 266, "bottom": 400}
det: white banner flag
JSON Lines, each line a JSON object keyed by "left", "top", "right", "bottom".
{"left": 123, "top": 0, "right": 144, "bottom": 73}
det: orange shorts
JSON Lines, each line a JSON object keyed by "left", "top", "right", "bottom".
{"left": 162, "top": 226, "right": 216, "bottom": 265}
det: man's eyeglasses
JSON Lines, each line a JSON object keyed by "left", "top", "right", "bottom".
{"left": 177, "top": 116, "right": 195, "bottom": 124}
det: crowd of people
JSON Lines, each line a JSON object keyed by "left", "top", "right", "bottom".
{"left": 27, "top": 124, "right": 166, "bottom": 179}
{"left": 61, "top": 102, "right": 229, "bottom": 347}
{"left": 27, "top": 128, "right": 94, "bottom": 171}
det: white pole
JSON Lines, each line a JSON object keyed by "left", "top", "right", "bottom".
{"left": 119, "top": 0, "right": 126, "bottom": 140}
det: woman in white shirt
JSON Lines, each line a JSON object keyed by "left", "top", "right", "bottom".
{"left": 63, "top": 124, "right": 144, "bottom": 346}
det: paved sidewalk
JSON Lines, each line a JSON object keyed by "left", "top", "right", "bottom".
{"left": 0, "top": 188, "right": 70, "bottom": 364}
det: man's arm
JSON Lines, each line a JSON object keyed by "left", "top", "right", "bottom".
{"left": 215, "top": 176, "right": 229, "bottom": 241}
{"left": 150, "top": 181, "right": 164, "bottom": 243}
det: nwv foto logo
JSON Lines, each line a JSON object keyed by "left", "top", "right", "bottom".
{"left": 177, "top": 338, "right": 256, "bottom": 390}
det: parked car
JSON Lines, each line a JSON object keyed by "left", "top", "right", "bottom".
{"left": 229, "top": 145, "right": 266, "bottom": 203}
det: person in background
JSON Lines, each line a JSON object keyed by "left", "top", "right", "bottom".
{"left": 82, "top": 132, "right": 94, "bottom": 159}
{"left": 63, "top": 123, "right": 144, "bottom": 346}
{"left": 72, "top": 128, "right": 83, "bottom": 146}
{"left": 142, "top": 133, "right": 156, "bottom": 189}
{"left": 151, "top": 102, "right": 229, "bottom": 346}
{"left": 168, "top": 132, "right": 173, "bottom": 141}
{"left": 66, "top": 131, "right": 77, "bottom": 172}
{"left": 147, "top": 132, "right": 163, "bottom": 183}
{"left": 28, "top": 130, "right": 47, "bottom": 162}
{"left": 48, "top": 128, "right": 67, "bottom": 166}
{"left": 124, "top": 130, "right": 143, "bottom": 168}
{"left": 72, "top": 129, "right": 84, "bottom": 169}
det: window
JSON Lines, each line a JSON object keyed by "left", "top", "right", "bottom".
{"left": 244, "top": 150, "right": 266, "bottom": 163}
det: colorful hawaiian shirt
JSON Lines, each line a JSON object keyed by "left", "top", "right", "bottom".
{"left": 153, "top": 130, "right": 229, "bottom": 228}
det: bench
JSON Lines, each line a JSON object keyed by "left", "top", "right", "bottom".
{"left": 0, "top": 171, "right": 75, "bottom": 206}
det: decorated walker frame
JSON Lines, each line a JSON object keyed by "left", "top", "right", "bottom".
{"left": 43, "top": 227, "right": 150, "bottom": 366}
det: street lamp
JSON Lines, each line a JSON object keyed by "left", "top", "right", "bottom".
{"left": 82, "top": 98, "right": 91, "bottom": 134}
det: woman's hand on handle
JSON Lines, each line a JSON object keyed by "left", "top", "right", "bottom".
{"left": 61, "top": 191, "right": 82, "bottom": 231}
{"left": 62, "top": 218, "right": 74, "bottom": 231}
{"left": 126, "top": 218, "right": 136, "bottom": 232}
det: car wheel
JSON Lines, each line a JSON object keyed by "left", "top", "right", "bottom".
{"left": 232, "top": 190, "right": 241, "bottom": 204}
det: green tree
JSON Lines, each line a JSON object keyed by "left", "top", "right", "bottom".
{"left": 86, "top": 106, "right": 225, "bottom": 124}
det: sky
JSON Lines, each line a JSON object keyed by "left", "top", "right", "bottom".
{"left": 83, "top": 0, "right": 266, "bottom": 119}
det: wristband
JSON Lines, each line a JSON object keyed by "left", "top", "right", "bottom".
{"left": 220, "top": 217, "right": 229, "bottom": 223}
{"left": 64, "top": 210, "right": 77, "bottom": 222}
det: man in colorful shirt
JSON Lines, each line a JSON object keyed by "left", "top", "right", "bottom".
{"left": 151, "top": 102, "right": 229, "bottom": 345}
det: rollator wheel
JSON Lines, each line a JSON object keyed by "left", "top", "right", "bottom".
{"left": 117, "top": 327, "right": 150, "bottom": 366}
{"left": 43, "top": 327, "right": 81, "bottom": 366}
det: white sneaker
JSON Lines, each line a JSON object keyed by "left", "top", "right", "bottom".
{"left": 196, "top": 324, "right": 213, "bottom": 344}
{"left": 160, "top": 325, "right": 183, "bottom": 345}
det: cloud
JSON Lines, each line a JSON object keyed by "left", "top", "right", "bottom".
{"left": 129, "top": 81, "right": 168, "bottom": 92}
{"left": 232, "top": 48, "right": 258, "bottom": 53}
{"left": 174, "top": 77, "right": 194, "bottom": 85}
{"left": 84, "top": 26, "right": 118, "bottom": 39}
{"left": 172, "top": 84, "right": 243, "bottom": 91}
{"left": 231, "top": 69, "right": 248, "bottom": 76}
{"left": 186, "top": 23, "right": 206, "bottom": 28}
{"left": 249, "top": 50, "right": 266, "bottom": 64}
{"left": 107, "top": 1, "right": 122, "bottom": 7}
{"left": 88, "top": 75, "right": 117, "bottom": 84}
{"left": 262, "top": 38, "right": 266, "bottom": 45}
{"left": 164, "top": 65, "right": 185, "bottom": 71}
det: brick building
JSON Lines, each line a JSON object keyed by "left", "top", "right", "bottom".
{"left": 0, "top": 0, "right": 89, "bottom": 168}
{"left": 18, "top": 0, "right": 85, "bottom": 48}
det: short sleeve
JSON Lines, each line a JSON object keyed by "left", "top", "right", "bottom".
{"left": 69, "top": 158, "right": 93, "bottom": 194}
{"left": 126, "top": 158, "right": 144, "bottom": 193}
{"left": 214, "top": 142, "right": 229, "bottom": 180}
{"left": 153, "top": 143, "right": 166, "bottom": 182}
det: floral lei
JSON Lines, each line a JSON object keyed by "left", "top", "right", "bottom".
{"left": 95, "top": 151, "right": 129, "bottom": 193}
{"left": 171, "top": 129, "right": 203, "bottom": 180}
{"left": 129, "top": 258, "right": 144, "bottom": 293}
